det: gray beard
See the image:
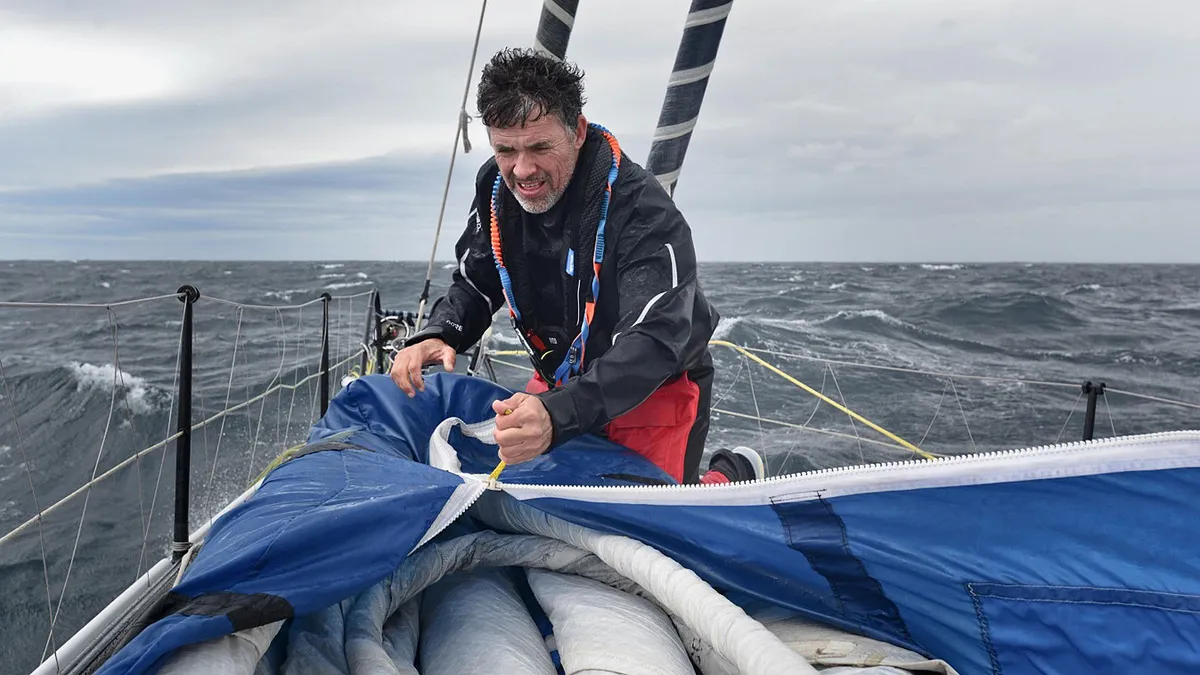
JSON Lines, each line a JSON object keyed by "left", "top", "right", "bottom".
{"left": 513, "top": 181, "right": 567, "bottom": 214}
{"left": 511, "top": 161, "right": 577, "bottom": 214}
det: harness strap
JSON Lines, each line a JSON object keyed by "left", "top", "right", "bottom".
{"left": 489, "top": 122, "right": 622, "bottom": 386}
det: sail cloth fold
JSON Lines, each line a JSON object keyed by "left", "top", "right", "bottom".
{"left": 97, "top": 373, "right": 1200, "bottom": 675}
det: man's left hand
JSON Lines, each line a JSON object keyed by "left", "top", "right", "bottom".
{"left": 492, "top": 393, "right": 553, "bottom": 464}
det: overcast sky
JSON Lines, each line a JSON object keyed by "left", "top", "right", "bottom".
{"left": 1, "top": 0, "right": 1197, "bottom": 262}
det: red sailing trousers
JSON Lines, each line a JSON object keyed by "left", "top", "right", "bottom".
{"left": 525, "top": 372, "right": 700, "bottom": 483}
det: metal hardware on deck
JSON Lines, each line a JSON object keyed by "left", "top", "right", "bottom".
{"left": 467, "top": 341, "right": 485, "bottom": 377}
{"left": 1082, "top": 380, "right": 1106, "bottom": 441}
{"left": 320, "top": 293, "right": 332, "bottom": 416}
{"left": 415, "top": 279, "right": 432, "bottom": 333}
{"left": 360, "top": 290, "right": 377, "bottom": 375}
{"left": 172, "top": 285, "right": 199, "bottom": 562}
{"left": 373, "top": 292, "right": 386, "bottom": 373}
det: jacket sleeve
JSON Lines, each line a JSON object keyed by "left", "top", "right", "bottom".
{"left": 405, "top": 201, "right": 505, "bottom": 353}
{"left": 536, "top": 186, "right": 700, "bottom": 446}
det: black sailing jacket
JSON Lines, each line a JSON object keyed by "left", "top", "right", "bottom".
{"left": 406, "top": 126, "right": 720, "bottom": 448}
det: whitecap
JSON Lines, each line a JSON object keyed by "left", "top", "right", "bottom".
{"left": 321, "top": 264, "right": 344, "bottom": 269}
{"left": 488, "top": 331, "right": 522, "bottom": 347}
{"left": 265, "top": 289, "right": 309, "bottom": 302}
{"left": 68, "top": 362, "right": 162, "bottom": 415}
{"left": 710, "top": 316, "right": 746, "bottom": 341}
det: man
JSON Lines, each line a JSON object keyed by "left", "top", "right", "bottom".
{"left": 390, "top": 47, "right": 762, "bottom": 485}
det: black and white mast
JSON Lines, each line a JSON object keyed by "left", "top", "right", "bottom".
{"left": 533, "top": 0, "right": 580, "bottom": 60}
{"left": 645, "top": 0, "right": 735, "bottom": 197}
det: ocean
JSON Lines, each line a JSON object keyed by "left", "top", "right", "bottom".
{"left": 2, "top": 260, "right": 1198, "bottom": 673}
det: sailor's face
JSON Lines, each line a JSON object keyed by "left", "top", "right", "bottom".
{"left": 489, "top": 112, "right": 586, "bottom": 214}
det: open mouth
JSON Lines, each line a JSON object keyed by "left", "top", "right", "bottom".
{"left": 515, "top": 178, "right": 547, "bottom": 199}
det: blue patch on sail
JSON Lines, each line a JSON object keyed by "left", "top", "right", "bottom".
{"left": 771, "top": 497, "right": 915, "bottom": 644}
{"left": 968, "top": 583, "right": 1200, "bottom": 674}
{"left": 565, "top": 249, "right": 575, "bottom": 276}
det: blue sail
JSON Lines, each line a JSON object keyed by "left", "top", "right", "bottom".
{"left": 99, "top": 373, "right": 1200, "bottom": 675}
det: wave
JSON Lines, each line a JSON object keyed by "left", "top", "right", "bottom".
{"left": 804, "top": 309, "right": 910, "bottom": 329}
{"left": 711, "top": 311, "right": 909, "bottom": 339}
{"left": 265, "top": 289, "right": 310, "bottom": 301}
{"left": 321, "top": 264, "right": 344, "bottom": 269}
{"left": 1062, "top": 283, "right": 1102, "bottom": 295}
{"left": 324, "top": 281, "right": 372, "bottom": 290}
{"left": 712, "top": 310, "right": 1015, "bottom": 363}
{"left": 710, "top": 311, "right": 913, "bottom": 340}
{"left": 488, "top": 331, "right": 522, "bottom": 347}
{"left": 68, "top": 361, "right": 165, "bottom": 415}
{"left": 920, "top": 264, "right": 965, "bottom": 271}
{"left": 318, "top": 273, "right": 345, "bottom": 279}
{"left": 1163, "top": 304, "right": 1200, "bottom": 319}
{"left": 711, "top": 316, "right": 746, "bottom": 341}
{"left": 930, "top": 291, "right": 1086, "bottom": 331}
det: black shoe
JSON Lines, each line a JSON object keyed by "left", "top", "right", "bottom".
{"left": 707, "top": 446, "right": 766, "bottom": 483}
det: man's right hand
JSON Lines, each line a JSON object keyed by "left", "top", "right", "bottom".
{"left": 389, "top": 338, "right": 456, "bottom": 397}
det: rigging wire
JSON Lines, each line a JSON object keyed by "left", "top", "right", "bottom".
{"left": 744, "top": 352, "right": 768, "bottom": 460}
{"left": 415, "top": 0, "right": 490, "bottom": 332}
{"left": 948, "top": 379, "right": 977, "bottom": 454}
{"left": 709, "top": 340, "right": 932, "bottom": 459}
{"left": 0, "top": 355, "right": 58, "bottom": 671}
{"left": 826, "top": 364, "right": 865, "bottom": 464}
{"left": 41, "top": 309, "right": 122, "bottom": 662}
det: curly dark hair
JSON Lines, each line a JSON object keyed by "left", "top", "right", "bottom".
{"left": 476, "top": 47, "right": 586, "bottom": 129}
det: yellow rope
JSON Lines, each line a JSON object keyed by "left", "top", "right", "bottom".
{"left": 486, "top": 341, "right": 931, "bottom": 460}
{"left": 487, "top": 408, "right": 514, "bottom": 484}
{"left": 250, "top": 441, "right": 309, "bottom": 486}
{"left": 708, "top": 340, "right": 932, "bottom": 459}
{"left": 488, "top": 460, "right": 506, "bottom": 484}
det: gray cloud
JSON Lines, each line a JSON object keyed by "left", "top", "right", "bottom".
{"left": 1, "top": 0, "right": 1198, "bottom": 261}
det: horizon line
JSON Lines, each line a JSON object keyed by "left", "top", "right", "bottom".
{"left": 2, "top": 258, "right": 1199, "bottom": 266}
